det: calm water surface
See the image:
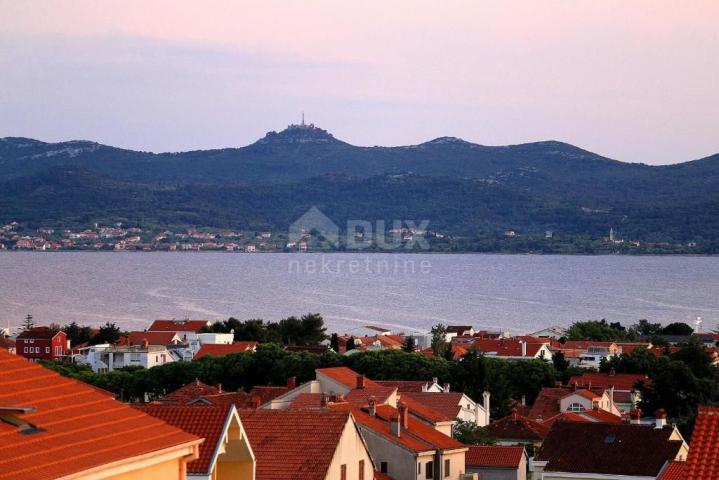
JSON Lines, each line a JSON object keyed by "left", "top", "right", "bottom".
{"left": 1, "top": 252, "right": 717, "bottom": 334}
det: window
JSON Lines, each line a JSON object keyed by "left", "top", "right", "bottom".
{"left": 131, "top": 353, "right": 141, "bottom": 361}
{"left": 359, "top": 460, "right": 364, "bottom": 480}
{"left": 444, "top": 459, "right": 450, "bottom": 477}
{"left": 29, "top": 339, "right": 34, "bottom": 343}
{"left": 24, "top": 347, "right": 28, "bottom": 353}
{"left": 418, "top": 463, "right": 421, "bottom": 475}
{"left": 45, "top": 347, "right": 50, "bottom": 354}
{"left": 568, "top": 403, "right": 586, "bottom": 412}
{"left": 425, "top": 461, "right": 433, "bottom": 479}
{"left": 380, "top": 462, "right": 388, "bottom": 473}
{"left": 340, "top": 464, "right": 346, "bottom": 480}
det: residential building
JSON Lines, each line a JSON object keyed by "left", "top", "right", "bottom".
{"left": 533, "top": 416, "right": 688, "bottom": 479}
{"left": 465, "top": 445, "right": 527, "bottom": 480}
{"left": 568, "top": 372, "right": 648, "bottom": 412}
{"left": 526, "top": 386, "right": 621, "bottom": 425}
{"left": 16, "top": 327, "right": 69, "bottom": 362}
{"left": 76, "top": 343, "right": 175, "bottom": 372}
{"left": 401, "top": 391, "right": 491, "bottom": 426}
{"left": 486, "top": 411, "right": 550, "bottom": 451}
{"left": 375, "top": 379, "right": 444, "bottom": 393}
{"left": 197, "top": 332, "right": 235, "bottom": 345}
{"left": 137, "top": 404, "right": 255, "bottom": 480}
{"left": 471, "top": 338, "right": 553, "bottom": 361}
{"left": 147, "top": 319, "right": 212, "bottom": 353}
{"left": 194, "top": 342, "right": 258, "bottom": 360}
{"left": 663, "top": 405, "right": 719, "bottom": 479}
{"left": 446, "top": 326, "right": 475, "bottom": 337}
{"left": 239, "top": 409, "right": 374, "bottom": 480}
{"left": 527, "top": 326, "right": 566, "bottom": 339}
{"left": 0, "top": 336, "right": 16, "bottom": 354}
{"left": 159, "top": 380, "right": 251, "bottom": 407}
{"left": 0, "top": 349, "right": 202, "bottom": 479}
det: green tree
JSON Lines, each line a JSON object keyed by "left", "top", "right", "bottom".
{"left": 661, "top": 322, "right": 694, "bottom": 336}
{"left": 453, "top": 420, "right": 496, "bottom": 445}
{"left": 402, "top": 336, "right": 417, "bottom": 352}
{"left": 21, "top": 314, "right": 35, "bottom": 331}
{"left": 567, "top": 319, "right": 626, "bottom": 341}
{"left": 91, "top": 322, "right": 122, "bottom": 345}
{"left": 346, "top": 336, "right": 356, "bottom": 351}
{"left": 431, "top": 324, "right": 449, "bottom": 357}
{"left": 330, "top": 333, "right": 341, "bottom": 353}
{"left": 62, "top": 321, "right": 93, "bottom": 345}
{"left": 552, "top": 351, "right": 570, "bottom": 373}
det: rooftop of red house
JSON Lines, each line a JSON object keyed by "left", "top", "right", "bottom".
{"left": 160, "top": 379, "right": 223, "bottom": 403}
{"left": 465, "top": 445, "right": 526, "bottom": 469}
{"left": 527, "top": 387, "right": 606, "bottom": 422}
{"left": 316, "top": 366, "right": 381, "bottom": 389}
{"left": 486, "top": 410, "right": 551, "bottom": 441}
{"left": 16, "top": 326, "right": 63, "bottom": 340}
{"left": 683, "top": 406, "right": 719, "bottom": 479}
{"left": 147, "top": 319, "right": 210, "bottom": 332}
{"left": 248, "top": 385, "right": 291, "bottom": 405}
{"left": 420, "top": 344, "right": 468, "bottom": 359}
{"left": 471, "top": 338, "right": 546, "bottom": 357}
{"left": 536, "top": 421, "right": 684, "bottom": 477}
{"left": 193, "top": 342, "right": 258, "bottom": 360}
{"left": 568, "top": 372, "right": 650, "bottom": 391}
{"left": 557, "top": 340, "right": 617, "bottom": 350}
{"left": 401, "top": 391, "right": 466, "bottom": 420}
{"left": 125, "top": 331, "right": 181, "bottom": 346}
{"left": 238, "top": 409, "right": 352, "bottom": 480}
{"left": 0, "top": 337, "right": 16, "bottom": 349}
{"left": 135, "top": 404, "right": 238, "bottom": 476}
{"left": 0, "top": 349, "right": 201, "bottom": 480}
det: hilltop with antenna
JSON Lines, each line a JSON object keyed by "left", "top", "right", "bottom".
{"left": 255, "top": 113, "right": 341, "bottom": 145}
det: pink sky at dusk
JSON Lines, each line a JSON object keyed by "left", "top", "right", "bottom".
{"left": 1, "top": 0, "right": 717, "bottom": 164}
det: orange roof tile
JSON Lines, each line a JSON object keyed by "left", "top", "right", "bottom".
{"left": 135, "top": 404, "right": 234, "bottom": 475}
{"left": 373, "top": 404, "right": 465, "bottom": 451}
{"left": 568, "top": 372, "right": 650, "bottom": 391}
{"left": 659, "top": 461, "right": 686, "bottom": 480}
{"left": 239, "top": 409, "right": 351, "bottom": 480}
{"left": 248, "top": 385, "right": 290, "bottom": 405}
{"left": 127, "top": 331, "right": 180, "bottom": 346}
{"left": 375, "top": 380, "right": 434, "bottom": 392}
{"left": 684, "top": 406, "right": 719, "bottom": 479}
{"left": 161, "top": 379, "right": 221, "bottom": 403}
{"left": 472, "top": 338, "right": 546, "bottom": 357}
{"left": 401, "top": 392, "right": 465, "bottom": 421}
{"left": 316, "top": 366, "right": 381, "bottom": 389}
{"left": 0, "top": 349, "right": 201, "bottom": 480}
{"left": 466, "top": 445, "right": 525, "bottom": 468}
{"left": 487, "top": 412, "right": 550, "bottom": 441}
{"left": 193, "top": 342, "right": 258, "bottom": 359}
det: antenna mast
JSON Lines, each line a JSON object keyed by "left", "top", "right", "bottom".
{"left": 301, "top": 112, "right": 305, "bottom": 126}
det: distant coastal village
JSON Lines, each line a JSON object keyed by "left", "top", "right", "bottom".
{"left": 0, "top": 220, "right": 703, "bottom": 254}
{"left": 2, "top": 313, "right": 718, "bottom": 479}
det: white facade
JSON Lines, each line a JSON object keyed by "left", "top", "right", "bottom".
{"left": 197, "top": 333, "right": 234, "bottom": 345}
{"left": 76, "top": 344, "right": 175, "bottom": 372}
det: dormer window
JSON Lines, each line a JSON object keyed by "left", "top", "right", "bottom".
{"left": 568, "top": 403, "right": 586, "bottom": 412}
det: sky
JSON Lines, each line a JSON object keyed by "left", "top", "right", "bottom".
{"left": 0, "top": 1, "right": 717, "bottom": 164}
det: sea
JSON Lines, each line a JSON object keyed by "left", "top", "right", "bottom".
{"left": 1, "top": 252, "right": 717, "bottom": 335}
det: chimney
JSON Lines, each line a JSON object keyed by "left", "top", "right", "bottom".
{"left": 320, "top": 392, "right": 328, "bottom": 408}
{"left": 630, "top": 408, "right": 642, "bottom": 425}
{"left": 390, "top": 413, "right": 401, "bottom": 437}
{"left": 356, "top": 374, "right": 365, "bottom": 390}
{"left": 249, "top": 395, "right": 261, "bottom": 409}
{"left": 521, "top": 395, "right": 526, "bottom": 406}
{"left": 217, "top": 383, "right": 223, "bottom": 393}
{"left": 286, "top": 376, "right": 297, "bottom": 389}
{"left": 421, "top": 383, "right": 428, "bottom": 392}
{"left": 520, "top": 340, "right": 527, "bottom": 357}
{"left": 443, "top": 382, "right": 450, "bottom": 393}
{"left": 142, "top": 338, "right": 149, "bottom": 349}
{"left": 398, "top": 402, "right": 409, "bottom": 429}
{"left": 482, "top": 391, "right": 491, "bottom": 422}
{"left": 655, "top": 409, "right": 667, "bottom": 429}
{"left": 368, "top": 396, "right": 377, "bottom": 417}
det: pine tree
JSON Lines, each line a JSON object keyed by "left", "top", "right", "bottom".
{"left": 330, "top": 333, "right": 340, "bottom": 352}
{"left": 402, "top": 336, "right": 416, "bottom": 352}
{"left": 21, "top": 314, "right": 35, "bottom": 331}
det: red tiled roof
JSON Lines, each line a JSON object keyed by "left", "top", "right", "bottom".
{"left": 375, "top": 380, "right": 434, "bottom": 392}
{"left": 16, "top": 327, "right": 60, "bottom": 340}
{"left": 373, "top": 404, "right": 465, "bottom": 451}
{"left": 528, "top": 387, "right": 604, "bottom": 421}
{"left": 536, "top": 422, "right": 683, "bottom": 477}
{"left": 286, "top": 393, "right": 326, "bottom": 410}
{"left": 127, "top": 331, "right": 180, "bottom": 346}
{"left": 316, "top": 367, "right": 380, "bottom": 389}
{"left": 684, "top": 406, "right": 719, "bottom": 479}
{"left": 0, "top": 349, "right": 201, "bottom": 480}
{"left": 248, "top": 386, "right": 289, "bottom": 405}
{"left": 135, "top": 404, "right": 234, "bottom": 475}
{"left": 401, "top": 392, "right": 465, "bottom": 420}
{"left": 616, "top": 343, "right": 652, "bottom": 354}
{"left": 560, "top": 340, "right": 616, "bottom": 350}
{"left": 161, "top": 380, "right": 221, "bottom": 403}
{"left": 568, "top": 372, "right": 650, "bottom": 391}
{"left": 148, "top": 319, "right": 209, "bottom": 332}
{"left": 399, "top": 395, "right": 452, "bottom": 423}
{"left": 472, "top": 338, "right": 546, "bottom": 357}
{"left": 374, "top": 471, "right": 394, "bottom": 480}
{"left": 466, "top": 445, "right": 525, "bottom": 468}
{"left": 0, "top": 337, "right": 15, "bottom": 350}
{"left": 487, "top": 412, "right": 550, "bottom": 441}
{"left": 239, "top": 409, "right": 351, "bottom": 480}
{"left": 193, "top": 342, "right": 258, "bottom": 359}
{"left": 345, "top": 386, "right": 396, "bottom": 408}
{"left": 659, "top": 461, "right": 686, "bottom": 480}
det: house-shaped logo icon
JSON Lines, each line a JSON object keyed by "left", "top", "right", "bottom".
{"left": 289, "top": 206, "right": 340, "bottom": 247}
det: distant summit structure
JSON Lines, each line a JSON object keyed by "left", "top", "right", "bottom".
{"left": 255, "top": 115, "right": 341, "bottom": 145}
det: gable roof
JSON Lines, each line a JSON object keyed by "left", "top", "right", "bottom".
{"left": 238, "top": 409, "right": 351, "bottom": 480}
{"left": 127, "top": 331, "right": 181, "bottom": 346}
{"left": 568, "top": 372, "right": 649, "bottom": 391}
{"left": 0, "top": 349, "right": 201, "bottom": 480}
{"left": 536, "top": 422, "right": 683, "bottom": 477}
{"left": 16, "top": 327, "right": 61, "bottom": 340}
{"left": 193, "top": 342, "right": 258, "bottom": 359}
{"left": 375, "top": 380, "right": 434, "bottom": 392}
{"left": 316, "top": 366, "right": 380, "bottom": 389}
{"left": 135, "top": 404, "right": 239, "bottom": 475}
{"left": 401, "top": 392, "right": 465, "bottom": 420}
{"left": 248, "top": 386, "right": 290, "bottom": 405}
{"left": 659, "top": 461, "right": 686, "bottom": 480}
{"left": 161, "top": 379, "right": 222, "bottom": 403}
{"left": 528, "top": 387, "right": 605, "bottom": 421}
{"left": 683, "top": 406, "right": 719, "bottom": 479}
{"left": 472, "top": 338, "right": 547, "bottom": 357}
{"left": 487, "top": 412, "right": 550, "bottom": 441}
{"left": 147, "top": 319, "right": 209, "bottom": 332}
{"left": 466, "top": 445, "right": 526, "bottom": 469}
